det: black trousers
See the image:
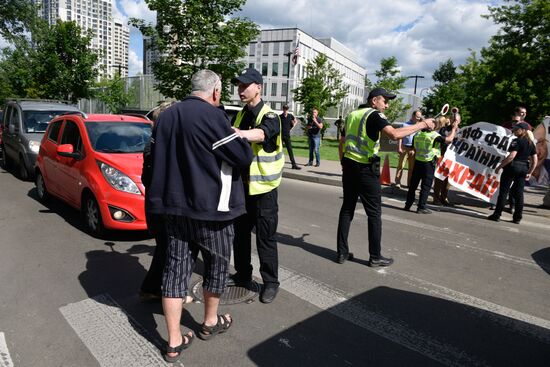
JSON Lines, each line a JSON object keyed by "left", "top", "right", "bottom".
{"left": 282, "top": 135, "right": 297, "bottom": 166}
{"left": 336, "top": 157, "right": 382, "bottom": 257}
{"left": 406, "top": 159, "right": 435, "bottom": 210}
{"left": 233, "top": 188, "right": 279, "bottom": 285}
{"left": 493, "top": 161, "right": 528, "bottom": 221}
{"left": 140, "top": 214, "right": 168, "bottom": 295}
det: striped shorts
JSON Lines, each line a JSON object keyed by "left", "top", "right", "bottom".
{"left": 162, "top": 215, "right": 234, "bottom": 298}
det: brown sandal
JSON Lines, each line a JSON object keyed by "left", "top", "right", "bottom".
{"left": 198, "top": 314, "right": 233, "bottom": 340}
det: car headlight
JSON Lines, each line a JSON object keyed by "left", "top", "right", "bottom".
{"left": 29, "top": 140, "right": 40, "bottom": 153}
{"left": 97, "top": 161, "right": 141, "bottom": 195}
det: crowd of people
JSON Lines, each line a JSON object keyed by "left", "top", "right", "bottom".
{"left": 137, "top": 66, "right": 545, "bottom": 362}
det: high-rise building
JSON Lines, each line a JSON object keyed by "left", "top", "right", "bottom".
{"left": 230, "top": 28, "right": 366, "bottom": 115}
{"left": 41, "top": 0, "right": 129, "bottom": 77}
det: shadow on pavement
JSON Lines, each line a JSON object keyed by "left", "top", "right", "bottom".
{"left": 276, "top": 232, "right": 337, "bottom": 262}
{"left": 532, "top": 247, "right": 550, "bottom": 276}
{"left": 248, "top": 286, "right": 550, "bottom": 366}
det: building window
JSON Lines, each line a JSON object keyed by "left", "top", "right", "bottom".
{"left": 249, "top": 43, "right": 256, "bottom": 56}
{"left": 262, "top": 83, "right": 267, "bottom": 96}
{"left": 284, "top": 41, "right": 291, "bottom": 54}
{"left": 271, "top": 83, "right": 277, "bottom": 96}
{"left": 262, "top": 63, "right": 268, "bottom": 76}
{"left": 262, "top": 43, "right": 269, "bottom": 56}
{"left": 283, "top": 62, "right": 289, "bottom": 77}
{"left": 272, "top": 62, "right": 278, "bottom": 76}
{"left": 273, "top": 42, "right": 279, "bottom": 56}
{"left": 249, "top": 63, "right": 255, "bottom": 69}
{"left": 282, "top": 82, "right": 288, "bottom": 97}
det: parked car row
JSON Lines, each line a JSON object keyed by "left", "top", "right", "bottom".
{"left": 1, "top": 99, "right": 152, "bottom": 237}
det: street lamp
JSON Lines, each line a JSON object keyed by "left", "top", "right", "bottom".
{"left": 285, "top": 52, "right": 292, "bottom": 105}
{"left": 407, "top": 75, "right": 425, "bottom": 95}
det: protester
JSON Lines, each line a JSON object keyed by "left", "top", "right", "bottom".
{"left": 488, "top": 122, "right": 537, "bottom": 224}
{"left": 335, "top": 115, "right": 344, "bottom": 141}
{"left": 394, "top": 110, "right": 421, "bottom": 188}
{"left": 336, "top": 88, "right": 435, "bottom": 266}
{"left": 433, "top": 112, "right": 461, "bottom": 206}
{"left": 306, "top": 108, "right": 323, "bottom": 167}
{"left": 405, "top": 116, "right": 458, "bottom": 213}
{"left": 230, "top": 68, "right": 284, "bottom": 304}
{"left": 280, "top": 104, "right": 301, "bottom": 170}
{"left": 147, "top": 69, "right": 253, "bottom": 362}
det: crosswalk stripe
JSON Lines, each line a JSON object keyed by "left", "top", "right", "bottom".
{"left": 59, "top": 294, "right": 169, "bottom": 367}
{"left": 0, "top": 332, "right": 14, "bottom": 367}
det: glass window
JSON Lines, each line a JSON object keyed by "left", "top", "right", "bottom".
{"left": 282, "top": 82, "right": 288, "bottom": 97}
{"left": 272, "top": 62, "right": 278, "bottom": 76}
{"left": 283, "top": 62, "right": 289, "bottom": 77}
{"left": 249, "top": 43, "right": 255, "bottom": 56}
{"left": 262, "top": 63, "right": 268, "bottom": 76}
{"left": 271, "top": 83, "right": 277, "bottom": 96}
{"left": 273, "top": 42, "right": 279, "bottom": 56}
{"left": 284, "top": 41, "right": 291, "bottom": 54}
{"left": 47, "top": 120, "right": 63, "bottom": 143}
{"left": 60, "top": 121, "right": 83, "bottom": 153}
{"left": 9, "top": 107, "right": 19, "bottom": 131}
{"left": 248, "top": 63, "right": 254, "bottom": 69}
{"left": 262, "top": 83, "right": 267, "bottom": 96}
{"left": 86, "top": 122, "right": 151, "bottom": 153}
{"left": 262, "top": 43, "right": 269, "bottom": 56}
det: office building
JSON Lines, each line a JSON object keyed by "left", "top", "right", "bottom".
{"left": 40, "top": 0, "right": 129, "bottom": 77}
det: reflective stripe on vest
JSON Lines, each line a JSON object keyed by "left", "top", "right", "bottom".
{"left": 414, "top": 131, "right": 440, "bottom": 162}
{"left": 234, "top": 104, "right": 284, "bottom": 195}
{"left": 343, "top": 108, "right": 379, "bottom": 164}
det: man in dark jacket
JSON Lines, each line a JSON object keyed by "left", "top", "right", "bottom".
{"left": 147, "top": 69, "right": 252, "bottom": 362}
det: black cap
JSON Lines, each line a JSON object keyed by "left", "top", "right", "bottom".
{"left": 231, "top": 68, "right": 263, "bottom": 85}
{"left": 367, "top": 87, "right": 397, "bottom": 100}
{"left": 512, "top": 122, "right": 529, "bottom": 131}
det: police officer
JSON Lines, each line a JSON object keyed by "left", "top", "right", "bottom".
{"left": 336, "top": 88, "right": 434, "bottom": 266}
{"left": 230, "top": 68, "right": 284, "bottom": 303}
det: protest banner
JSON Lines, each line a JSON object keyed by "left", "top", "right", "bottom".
{"left": 435, "top": 122, "right": 512, "bottom": 204}
{"left": 531, "top": 116, "right": 550, "bottom": 187}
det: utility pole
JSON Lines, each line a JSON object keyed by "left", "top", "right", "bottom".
{"left": 407, "top": 75, "right": 425, "bottom": 95}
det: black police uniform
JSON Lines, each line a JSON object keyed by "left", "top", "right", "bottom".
{"left": 231, "top": 100, "right": 281, "bottom": 287}
{"left": 280, "top": 111, "right": 299, "bottom": 168}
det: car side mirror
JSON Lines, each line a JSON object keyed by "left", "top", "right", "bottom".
{"left": 57, "top": 144, "right": 81, "bottom": 160}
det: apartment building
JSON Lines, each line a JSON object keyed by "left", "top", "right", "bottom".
{"left": 41, "top": 0, "right": 129, "bottom": 77}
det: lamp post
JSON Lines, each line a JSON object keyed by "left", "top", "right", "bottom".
{"left": 285, "top": 52, "right": 292, "bottom": 105}
{"left": 407, "top": 75, "right": 425, "bottom": 95}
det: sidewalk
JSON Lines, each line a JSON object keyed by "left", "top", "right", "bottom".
{"left": 282, "top": 156, "right": 550, "bottom": 219}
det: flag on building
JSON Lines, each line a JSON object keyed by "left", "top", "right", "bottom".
{"left": 292, "top": 35, "right": 300, "bottom": 65}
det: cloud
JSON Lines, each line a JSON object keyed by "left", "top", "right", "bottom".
{"left": 128, "top": 49, "right": 143, "bottom": 76}
{"left": 114, "top": 0, "right": 156, "bottom": 24}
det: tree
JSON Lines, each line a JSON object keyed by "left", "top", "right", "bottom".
{"left": 26, "top": 20, "right": 99, "bottom": 102}
{"left": 292, "top": 52, "right": 348, "bottom": 135}
{"left": 369, "top": 57, "right": 410, "bottom": 123}
{"left": 0, "top": 0, "right": 36, "bottom": 41}
{"left": 96, "top": 76, "right": 132, "bottom": 114}
{"left": 130, "top": 0, "right": 259, "bottom": 100}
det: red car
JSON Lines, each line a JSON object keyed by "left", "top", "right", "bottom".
{"left": 35, "top": 112, "right": 151, "bottom": 236}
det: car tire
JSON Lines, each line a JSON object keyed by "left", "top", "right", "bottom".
{"left": 83, "top": 194, "right": 104, "bottom": 238}
{"left": 35, "top": 171, "right": 49, "bottom": 203}
{"left": 17, "top": 154, "right": 29, "bottom": 181}
{"left": 1, "top": 145, "right": 10, "bottom": 169}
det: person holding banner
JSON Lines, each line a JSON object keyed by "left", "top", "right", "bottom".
{"left": 433, "top": 113, "right": 461, "bottom": 206}
{"left": 488, "top": 122, "right": 537, "bottom": 224}
{"left": 336, "top": 87, "right": 435, "bottom": 266}
{"left": 405, "top": 116, "right": 458, "bottom": 214}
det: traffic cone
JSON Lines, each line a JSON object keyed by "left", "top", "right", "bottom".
{"left": 380, "top": 155, "right": 391, "bottom": 185}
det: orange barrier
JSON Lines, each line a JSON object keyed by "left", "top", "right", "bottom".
{"left": 380, "top": 155, "right": 391, "bottom": 185}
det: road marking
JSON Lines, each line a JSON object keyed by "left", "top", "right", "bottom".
{"left": 0, "top": 333, "right": 14, "bottom": 367}
{"left": 60, "top": 294, "right": 169, "bottom": 367}
{"left": 248, "top": 255, "right": 486, "bottom": 367}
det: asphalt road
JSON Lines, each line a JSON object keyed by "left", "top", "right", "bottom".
{"left": 0, "top": 167, "right": 549, "bottom": 366}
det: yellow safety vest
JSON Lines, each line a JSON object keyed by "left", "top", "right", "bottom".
{"left": 414, "top": 131, "right": 440, "bottom": 162}
{"left": 234, "top": 104, "right": 284, "bottom": 195}
{"left": 343, "top": 108, "right": 379, "bottom": 164}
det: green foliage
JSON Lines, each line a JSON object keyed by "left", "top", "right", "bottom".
{"left": 292, "top": 53, "right": 348, "bottom": 118}
{"left": 0, "top": 0, "right": 37, "bottom": 41}
{"left": 425, "top": 0, "right": 550, "bottom": 126}
{"left": 367, "top": 57, "right": 410, "bottom": 122}
{"left": 130, "top": 0, "right": 259, "bottom": 100}
{"left": 96, "top": 76, "right": 132, "bottom": 114}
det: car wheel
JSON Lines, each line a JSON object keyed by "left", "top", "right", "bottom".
{"left": 35, "top": 171, "right": 49, "bottom": 202}
{"left": 1, "top": 146, "right": 10, "bottom": 169}
{"left": 18, "top": 155, "right": 29, "bottom": 181}
{"left": 83, "top": 194, "right": 104, "bottom": 237}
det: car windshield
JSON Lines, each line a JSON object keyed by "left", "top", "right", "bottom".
{"left": 23, "top": 111, "right": 72, "bottom": 133}
{"left": 86, "top": 121, "right": 151, "bottom": 153}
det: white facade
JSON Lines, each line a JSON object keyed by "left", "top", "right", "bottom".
{"left": 229, "top": 28, "right": 366, "bottom": 115}
{"left": 41, "top": 0, "right": 129, "bottom": 77}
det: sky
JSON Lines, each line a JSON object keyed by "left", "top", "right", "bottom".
{"left": 114, "top": 0, "right": 504, "bottom": 93}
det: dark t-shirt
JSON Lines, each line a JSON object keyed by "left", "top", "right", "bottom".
{"left": 509, "top": 136, "right": 536, "bottom": 162}
{"left": 280, "top": 112, "right": 295, "bottom": 137}
{"left": 307, "top": 116, "right": 323, "bottom": 136}
{"left": 365, "top": 110, "right": 390, "bottom": 141}
{"left": 231, "top": 100, "right": 280, "bottom": 153}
